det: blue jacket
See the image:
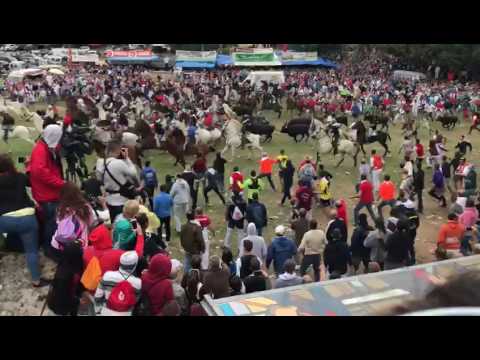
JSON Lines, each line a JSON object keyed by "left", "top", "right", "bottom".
{"left": 266, "top": 236, "right": 297, "bottom": 274}
{"left": 141, "top": 166, "right": 158, "bottom": 188}
{"left": 433, "top": 170, "right": 444, "bottom": 188}
{"left": 153, "top": 192, "right": 173, "bottom": 219}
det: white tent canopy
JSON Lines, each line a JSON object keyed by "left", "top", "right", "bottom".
{"left": 7, "top": 68, "right": 45, "bottom": 81}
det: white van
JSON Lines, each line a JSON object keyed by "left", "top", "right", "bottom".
{"left": 9, "top": 61, "right": 26, "bottom": 70}
{"left": 244, "top": 71, "right": 285, "bottom": 87}
{"left": 44, "top": 55, "right": 63, "bottom": 65}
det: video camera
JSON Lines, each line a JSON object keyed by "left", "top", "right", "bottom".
{"left": 60, "top": 126, "right": 93, "bottom": 183}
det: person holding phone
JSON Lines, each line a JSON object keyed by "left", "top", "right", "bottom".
{"left": 96, "top": 140, "right": 140, "bottom": 222}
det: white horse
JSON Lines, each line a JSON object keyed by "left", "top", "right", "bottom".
{"left": 316, "top": 125, "right": 357, "bottom": 167}
{"left": 9, "top": 126, "right": 37, "bottom": 144}
{"left": 196, "top": 128, "right": 222, "bottom": 145}
{"left": 221, "top": 104, "right": 262, "bottom": 159}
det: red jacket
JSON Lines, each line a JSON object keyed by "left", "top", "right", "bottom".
{"left": 141, "top": 254, "right": 174, "bottom": 315}
{"left": 28, "top": 140, "right": 64, "bottom": 203}
{"left": 83, "top": 230, "right": 144, "bottom": 275}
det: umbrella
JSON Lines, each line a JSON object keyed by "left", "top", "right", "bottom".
{"left": 49, "top": 68, "right": 64, "bottom": 76}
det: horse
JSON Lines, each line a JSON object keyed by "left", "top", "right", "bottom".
{"left": 316, "top": 125, "right": 357, "bottom": 167}
{"left": 350, "top": 120, "right": 391, "bottom": 157}
{"left": 161, "top": 128, "right": 214, "bottom": 167}
{"left": 196, "top": 128, "right": 222, "bottom": 146}
{"left": 221, "top": 104, "right": 263, "bottom": 160}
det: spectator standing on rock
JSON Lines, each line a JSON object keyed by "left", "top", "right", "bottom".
{"left": 28, "top": 124, "right": 65, "bottom": 259}
{"left": 96, "top": 140, "right": 140, "bottom": 222}
{"left": 0, "top": 154, "right": 49, "bottom": 287}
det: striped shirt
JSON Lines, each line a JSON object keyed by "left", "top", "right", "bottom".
{"left": 94, "top": 269, "right": 141, "bottom": 311}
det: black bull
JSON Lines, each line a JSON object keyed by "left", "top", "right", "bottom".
{"left": 280, "top": 118, "right": 311, "bottom": 142}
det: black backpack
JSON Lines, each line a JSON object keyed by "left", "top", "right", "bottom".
{"left": 132, "top": 292, "right": 152, "bottom": 316}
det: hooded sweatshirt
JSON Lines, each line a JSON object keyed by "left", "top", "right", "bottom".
{"left": 438, "top": 220, "right": 465, "bottom": 250}
{"left": 141, "top": 254, "right": 174, "bottom": 315}
{"left": 274, "top": 272, "right": 303, "bottom": 289}
{"left": 239, "top": 223, "right": 268, "bottom": 262}
{"left": 170, "top": 178, "right": 191, "bottom": 204}
{"left": 266, "top": 236, "right": 297, "bottom": 274}
{"left": 459, "top": 207, "right": 479, "bottom": 229}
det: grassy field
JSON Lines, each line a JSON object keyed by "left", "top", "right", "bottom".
{"left": 2, "top": 103, "right": 479, "bottom": 269}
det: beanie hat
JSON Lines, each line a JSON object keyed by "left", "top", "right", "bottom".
{"left": 113, "top": 219, "right": 136, "bottom": 250}
{"left": 120, "top": 251, "right": 139, "bottom": 272}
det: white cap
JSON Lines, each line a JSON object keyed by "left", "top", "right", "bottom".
{"left": 275, "top": 225, "right": 286, "bottom": 236}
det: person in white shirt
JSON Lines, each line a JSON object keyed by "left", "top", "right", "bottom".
{"left": 95, "top": 140, "right": 139, "bottom": 222}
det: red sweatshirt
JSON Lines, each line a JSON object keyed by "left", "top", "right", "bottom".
{"left": 28, "top": 140, "right": 64, "bottom": 203}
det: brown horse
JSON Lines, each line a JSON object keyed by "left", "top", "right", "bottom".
{"left": 160, "top": 128, "right": 214, "bottom": 168}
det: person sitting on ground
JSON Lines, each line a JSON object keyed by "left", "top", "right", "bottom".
{"left": 229, "top": 275, "right": 244, "bottom": 296}
{"left": 436, "top": 213, "right": 465, "bottom": 260}
{"left": 169, "top": 259, "right": 188, "bottom": 316}
{"left": 47, "top": 241, "right": 88, "bottom": 316}
{"left": 94, "top": 251, "right": 142, "bottom": 313}
{"left": 180, "top": 254, "right": 204, "bottom": 311}
{"left": 113, "top": 199, "right": 140, "bottom": 225}
{"left": 266, "top": 225, "right": 298, "bottom": 276}
{"left": 324, "top": 228, "right": 352, "bottom": 278}
{"left": 243, "top": 257, "right": 270, "bottom": 294}
{"left": 141, "top": 253, "right": 174, "bottom": 316}
{"left": 199, "top": 255, "right": 231, "bottom": 300}
{"left": 274, "top": 259, "right": 304, "bottom": 289}
{"left": 221, "top": 247, "right": 237, "bottom": 276}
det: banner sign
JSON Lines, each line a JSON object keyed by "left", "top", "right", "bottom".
{"left": 175, "top": 50, "right": 217, "bottom": 62}
{"left": 233, "top": 52, "right": 274, "bottom": 62}
{"left": 104, "top": 49, "right": 153, "bottom": 58}
{"left": 72, "top": 53, "right": 100, "bottom": 63}
{"left": 280, "top": 51, "right": 318, "bottom": 61}
{"left": 232, "top": 48, "right": 281, "bottom": 66}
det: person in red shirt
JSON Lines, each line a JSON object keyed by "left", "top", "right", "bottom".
{"left": 352, "top": 175, "right": 376, "bottom": 226}
{"left": 229, "top": 166, "right": 244, "bottom": 194}
{"left": 469, "top": 112, "right": 480, "bottom": 135}
{"left": 335, "top": 199, "right": 348, "bottom": 228}
{"left": 415, "top": 138, "right": 425, "bottom": 163}
{"left": 28, "top": 124, "right": 65, "bottom": 260}
{"left": 377, "top": 174, "right": 397, "bottom": 220}
{"left": 258, "top": 152, "right": 277, "bottom": 191}
{"left": 295, "top": 180, "right": 314, "bottom": 214}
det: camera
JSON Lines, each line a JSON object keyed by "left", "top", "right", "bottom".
{"left": 61, "top": 126, "right": 93, "bottom": 182}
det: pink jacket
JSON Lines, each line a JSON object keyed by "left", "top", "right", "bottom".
{"left": 459, "top": 207, "right": 479, "bottom": 229}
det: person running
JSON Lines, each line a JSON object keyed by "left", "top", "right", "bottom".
{"left": 229, "top": 166, "right": 244, "bottom": 195}
{"left": 240, "top": 170, "right": 265, "bottom": 203}
{"left": 203, "top": 167, "right": 226, "bottom": 206}
{"left": 428, "top": 164, "right": 447, "bottom": 207}
{"left": 258, "top": 152, "right": 276, "bottom": 191}
{"left": 377, "top": 174, "right": 396, "bottom": 221}
{"left": 352, "top": 174, "right": 377, "bottom": 226}
{"left": 279, "top": 159, "right": 295, "bottom": 206}
{"left": 212, "top": 152, "right": 227, "bottom": 193}
{"left": 370, "top": 149, "right": 384, "bottom": 195}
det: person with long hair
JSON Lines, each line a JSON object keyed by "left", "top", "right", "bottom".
{"left": 0, "top": 154, "right": 49, "bottom": 287}
{"left": 51, "top": 182, "right": 93, "bottom": 256}
{"left": 47, "top": 241, "right": 87, "bottom": 316}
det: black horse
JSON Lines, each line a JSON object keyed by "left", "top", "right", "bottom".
{"left": 352, "top": 120, "right": 391, "bottom": 157}
{"left": 364, "top": 114, "right": 390, "bottom": 131}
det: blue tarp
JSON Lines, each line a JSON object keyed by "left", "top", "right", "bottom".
{"left": 106, "top": 56, "right": 160, "bottom": 63}
{"left": 175, "top": 61, "right": 216, "bottom": 69}
{"left": 281, "top": 58, "right": 338, "bottom": 68}
{"left": 216, "top": 54, "right": 233, "bottom": 66}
